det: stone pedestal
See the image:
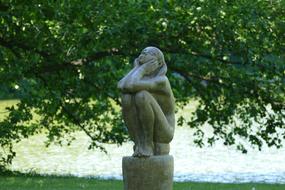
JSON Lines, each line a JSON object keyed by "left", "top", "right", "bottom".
{"left": 122, "top": 155, "right": 174, "bottom": 190}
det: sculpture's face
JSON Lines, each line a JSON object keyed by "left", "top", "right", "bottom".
{"left": 138, "top": 48, "right": 157, "bottom": 65}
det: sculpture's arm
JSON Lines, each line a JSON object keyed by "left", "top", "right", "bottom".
{"left": 121, "top": 76, "right": 168, "bottom": 94}
{"left": 118, "top": 59, "right": 141, "bottom": 90}
{"left": 117, "top": 66, "right": 139, "bottom": 89}
{"left": 118, "top": 58, "right": 162, "bottom": 93}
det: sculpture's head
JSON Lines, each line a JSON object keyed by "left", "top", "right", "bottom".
{"left": 137, "top": 46, "right": 167, "bottom": 76}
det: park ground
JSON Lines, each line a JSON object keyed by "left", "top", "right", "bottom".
{"left": 0, "top": 174, "right": 285, "bottom": 190}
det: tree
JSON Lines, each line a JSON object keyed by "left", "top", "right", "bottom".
{"left": 0, "top": 0, "right": 284, "bottom": 167}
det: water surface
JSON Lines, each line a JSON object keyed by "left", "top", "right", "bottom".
{"left": 11, "top": 127, "right": 285, "bottom": 183}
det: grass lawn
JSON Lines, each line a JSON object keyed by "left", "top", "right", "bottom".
{"left": 0, "top": 175, "right": 285, "bottom": 190}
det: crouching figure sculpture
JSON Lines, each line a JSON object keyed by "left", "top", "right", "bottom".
{"left": 118, "top": 47, "right": 175, "bottom": 157}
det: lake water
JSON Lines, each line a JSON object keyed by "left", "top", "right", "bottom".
{"left": 10, "top": 126, "right": 285, "bottom": 184}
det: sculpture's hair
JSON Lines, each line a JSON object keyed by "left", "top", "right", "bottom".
{"left": 143, "top": 46, "right": 167, "bottom": 76}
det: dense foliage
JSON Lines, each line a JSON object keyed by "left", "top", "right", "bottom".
{"left": 0, "top": 0, "right": 284, "bottom": 167}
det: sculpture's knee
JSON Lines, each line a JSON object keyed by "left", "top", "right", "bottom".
{"left": 135, "top": 90, "right": 149, "bottom": 107}
{"left": 122, "top": 94, "right": 133, "bottom": 109}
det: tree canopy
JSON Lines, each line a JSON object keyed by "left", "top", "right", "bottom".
{"left": 0, "top": 0, "right": 284, "bottom": 167}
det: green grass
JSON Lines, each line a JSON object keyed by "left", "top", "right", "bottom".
{"left": 0, "top": 175, "right": 122, "bottom": 190}
{"left": 0, "top": 175, "right": 285, "bottom": 190}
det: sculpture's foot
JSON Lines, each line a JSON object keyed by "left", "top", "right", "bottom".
{"left": 132, "top": 145, "right": 140, "bottom": 157}
{"left": 133, "top": 145, "right": 153, "bottom": 157}
{"left": 141, "top": 144, "right": 154, "bottom": 157}
{"left": 132, "top": 145, "right": 141, "bottom": 157}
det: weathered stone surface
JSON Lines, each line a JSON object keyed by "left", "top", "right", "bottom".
{"left": 118, "top": 47, "right": 175, "bottom": 157}
{"left": 119, "top": 47, "right": 175, "bottom": 190}
{"left": 122, "top": 155, "right": 174, "bottom": 190}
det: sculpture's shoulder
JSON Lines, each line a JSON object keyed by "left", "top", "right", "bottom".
{"left": 162, "top": 76, "right": 174, "bottom": 97}
{"left": 152, "top": 76, "right": 175, "bottom": 111}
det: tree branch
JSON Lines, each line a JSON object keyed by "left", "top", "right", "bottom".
{"left": 83, "top": 77, "right": 121, "bottom": 106}
{"left": 0, "top": 3, "right": 9, "bottom": 11}
{"left": 163, "top": 47, "right": 244, "bottom": 65}
{"left": 35, "top": 74, "right": 100, "bottom": 143}
{"left": 0, "top": 37, "right": 51, "bottom": 58}
{"left": 168, "top": 64, "right": 230, "bottom": 87}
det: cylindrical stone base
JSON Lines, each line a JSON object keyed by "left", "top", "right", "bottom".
{"left": 122, "top": 155, "right": 174, "bottom": 190}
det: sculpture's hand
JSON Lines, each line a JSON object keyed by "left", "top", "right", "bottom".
{"left": 141, "top": 59, "right": 159, "bottom": 76}
{"left": 118, "top": 58, "right": 160, "bottom": 93}
{"left": 133, "top": 58, "right": 140, "bottom": 67}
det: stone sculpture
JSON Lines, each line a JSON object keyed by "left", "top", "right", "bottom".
{"left": 118, "top": 46, "right": 175, "bottom": 157}
{"left": 118, "top": 47, "right": 175, "bottom": 190}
